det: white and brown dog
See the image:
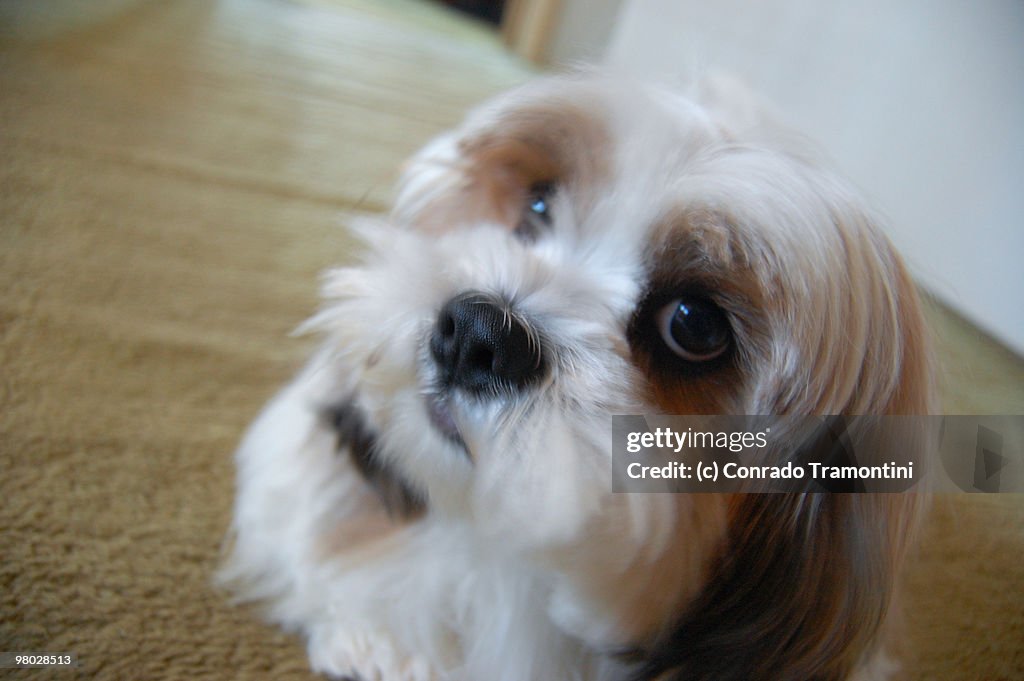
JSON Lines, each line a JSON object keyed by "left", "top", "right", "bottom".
{"left": 221, "top": 74, "right": 933, "bottom": 681}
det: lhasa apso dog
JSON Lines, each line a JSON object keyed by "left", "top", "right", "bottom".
{"left": 222, "top": 74, "right": 933, "bottom": 681}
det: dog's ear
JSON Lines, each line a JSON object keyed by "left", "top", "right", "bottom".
{"left": 880, "top": 252, "right": 936, "bottom": 416}
{"left": 633, "top": 216, "right": 933, "bottom": 681}
{"left": 631, "top": 494, "right": 902, "bottom": 681}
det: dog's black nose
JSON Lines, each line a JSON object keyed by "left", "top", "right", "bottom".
{"left": 430, "top": 293, "right": 545, "bottom": 394}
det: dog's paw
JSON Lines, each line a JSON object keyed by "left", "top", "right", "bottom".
{"left": 308, "top": 628, "right": 438, "bottom": 681}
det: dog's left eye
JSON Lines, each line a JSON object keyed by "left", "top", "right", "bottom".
{"left": 515, "top": 182, "right": 554, "bottom": 240}
{"left": 656, "top": 297, "right": 732, "bottom": 362}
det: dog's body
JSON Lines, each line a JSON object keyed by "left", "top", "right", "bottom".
{"left": 222, "top": 74, "right": 933, "bottom": 681}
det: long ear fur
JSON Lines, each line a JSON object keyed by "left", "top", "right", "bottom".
{"left": 634, "top": 222, "right": 934, "bottom": 681}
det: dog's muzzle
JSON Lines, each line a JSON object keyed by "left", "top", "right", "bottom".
{"left": 429, "top": 292, "right": 545, "bottom": 395}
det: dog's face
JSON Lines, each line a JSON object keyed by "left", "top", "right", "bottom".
{"left": 310, "top": 75, "right": 932, "bottom": 677}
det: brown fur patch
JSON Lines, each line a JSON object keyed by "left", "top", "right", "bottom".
{"left": 401, "top": 94, "right": 611, "bottom": 236}
{"left": 628, "top": 209, "right": 773, "bottom": 416}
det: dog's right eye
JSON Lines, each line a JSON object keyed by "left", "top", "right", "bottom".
{"left": 515, "top": 182, "right": 555, "bottom": 241}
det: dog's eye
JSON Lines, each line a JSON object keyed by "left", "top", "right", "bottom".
{"left": 528, "top": 183, "right": 552, "bottom": 220}
{"left": 656, "top": 297, "right": 731, "bottom": 361}
{"left": 515, "top": 182, "right": 555, "bottom": 240}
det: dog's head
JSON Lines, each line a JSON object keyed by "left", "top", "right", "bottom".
{"left": 313, "top": 74, "right": 933, "bottom": 680}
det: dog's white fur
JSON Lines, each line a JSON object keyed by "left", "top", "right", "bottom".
{"left": 221, "top": 74, "right": 933, "bottom": 681}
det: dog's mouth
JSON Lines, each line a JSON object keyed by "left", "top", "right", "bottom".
{"left": 424, "top": 391, "right": 469, "bottom": 453}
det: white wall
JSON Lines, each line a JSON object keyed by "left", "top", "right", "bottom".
{"left": 567, "top": 0, "right": 1024, "bottom": 355}
{"left": 545, "top": 0, "right": 624, "bottom": 65}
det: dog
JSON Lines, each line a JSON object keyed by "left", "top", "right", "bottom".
{"left": 221, "top": 73, "right": 934, "bottom": 681}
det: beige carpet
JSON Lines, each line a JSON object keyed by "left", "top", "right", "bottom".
{"left": 1, "top": 1, "right": 1021, "bottom": 679}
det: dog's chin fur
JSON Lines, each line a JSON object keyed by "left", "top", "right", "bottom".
{"left": 221, "top": 73, "right": 934, "bottom": 681}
